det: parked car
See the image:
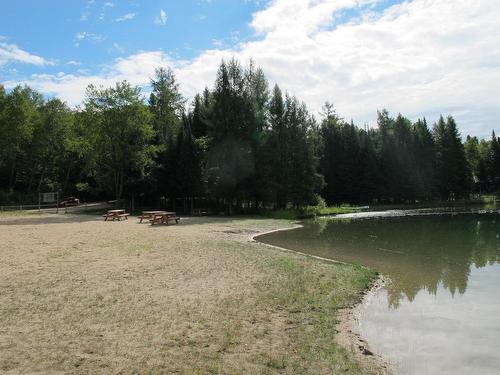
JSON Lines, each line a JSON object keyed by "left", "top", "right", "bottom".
{"left": 59, "top": 196, "right": 80, "bottom": 207}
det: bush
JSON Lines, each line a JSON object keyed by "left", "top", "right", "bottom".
{"left": 0, "top": 190, "right": 38, "bottom": 205}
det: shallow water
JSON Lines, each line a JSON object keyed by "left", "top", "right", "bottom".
{"left": 257, "top": 212, "right": 500, "bottom": 374}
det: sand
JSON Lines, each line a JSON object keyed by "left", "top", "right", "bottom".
{"left": 0, "top": 213, "right": 382, "bottom": 374}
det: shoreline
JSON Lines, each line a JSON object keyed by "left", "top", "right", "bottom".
{"left": 251, "top": 223, "right": 392, "bottom": 374}
{"left": 336, "top": 275, "right": 392, "bottom": 374}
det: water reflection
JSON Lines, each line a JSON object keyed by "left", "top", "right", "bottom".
{"left": 257, "top": 214, "right": 500, "bottom": 307}
{"left": 257, "top": 213, "right": 500, "bottom": 374}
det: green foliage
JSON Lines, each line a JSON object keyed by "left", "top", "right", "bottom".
{"left": 0, "top": 60, "right": 496, "bottom": 208}
{"left": 433, "top": 115, "right": 471, "bottom": 199}
{"left": 149, "top": 67, "right": 185, "bottom": 145}
{"left": 83, "top": 81, "right": 153, "bottom": 200}
{"left": 319, "top": 106, "right": 475, "bottom": 204}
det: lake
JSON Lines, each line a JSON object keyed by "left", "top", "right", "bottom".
{"left": 256, "top": 211, "right": 500, "bottom": 374}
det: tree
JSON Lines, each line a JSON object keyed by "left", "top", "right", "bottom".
{"left": 205, "top": 59, "right": 256, "bottom": 210}
{"left": 489, "top": 131, "right": 500, "bottom": 190}
{"left": 320, "top": 103, "right": 357, "bottom": 204}
{"left": 0, "top": 63, "right": 491, "bottom": 209}
{"left": 84, "top": 81, "right": 153, "bottom": 201}
{"left": 433, "top": 116, "right": 470, "bottom": 199}
{"left": 412, "top": 118, "right": 436, "bottom": 199}
{"left": 29, "top": 98, "right": 74, "bottom": 193}
{"left": 173, "top": 114, "right": 204, "bottom": 199}
{"left": 286, "top": 98, "right": 323, "bottom": 207}
{"left": 0, "top": 85, "right": 41, "bottom": 191}
{"left": 259, "top": 84, "right": 287, "bottom": 206}
{"left": 149, "top": 67, "right": 185, "bottom": 145}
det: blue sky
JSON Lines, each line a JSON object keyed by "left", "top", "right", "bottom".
{"left": 1, "top": 0, "right": 263, "bottom": 77}
{"left": 1, "top": 0, "right": 499, "bottom": 137}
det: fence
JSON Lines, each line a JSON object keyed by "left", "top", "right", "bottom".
{"left": 0, "top": 203, "right": 59, "bottom": 212}
{"left": 0, "top": 201, "right": 114, "bottom": 213}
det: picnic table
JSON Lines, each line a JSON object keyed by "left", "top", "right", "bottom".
{"left": 191, "top": 208, "right": 209, "bottom": 216}
{"left": 149, "top": 211, "right": 180, "bottom": 225}
{"left": 103, "top": 209, "right": 130, "bottom": 221}
{"left": 139, "top": 210, "right": 167, "bottom": 223}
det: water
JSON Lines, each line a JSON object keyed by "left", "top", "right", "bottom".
{"left": 256, "top": 212, "right": 500, "bottom": 374}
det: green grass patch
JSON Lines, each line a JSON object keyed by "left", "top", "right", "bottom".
{"left": 259, "top": 205, "right": 357, "bottom": 220}
{"left": 257, "top": 255, "right": 377, "bottom": 374}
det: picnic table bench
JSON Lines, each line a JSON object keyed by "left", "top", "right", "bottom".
{"left": 149, "top": 212, "right": 180, "bottom": 225}
{"left": 139, "top": 211, "right": 167, "bottom": 223}
{"left": 191, "top": 208, "right": 209, "bottom": 216}
{"left": 103, "top": 209, "right": 130, "bottom": 221}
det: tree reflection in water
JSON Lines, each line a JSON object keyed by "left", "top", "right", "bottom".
{"left": 257, "top": 214, "right": 500, "bottom": 308}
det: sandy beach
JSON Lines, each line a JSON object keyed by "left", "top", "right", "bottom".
{"left": 1, "top": 213, "right": 379, "bottom": 374}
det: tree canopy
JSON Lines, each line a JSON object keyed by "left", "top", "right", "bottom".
{"left": 0, "top": 59, "right": 496, "bottom": 210}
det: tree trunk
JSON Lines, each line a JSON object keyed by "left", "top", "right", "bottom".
{"left": 63, "top": 159, "right": 73, "bottom": 195}
{"left": 9, "top": 160, "right": 17, "bottom": 191}
{"left": 37, "top": 166, "right": 46, "bottom": 193}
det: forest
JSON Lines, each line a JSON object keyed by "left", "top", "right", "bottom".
{"left": 1, "top": 59, "right": 499, "bottom": 211}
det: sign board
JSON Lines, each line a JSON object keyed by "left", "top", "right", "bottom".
{"left": 41, "top": 192, "right": 57, "bottom": 203}
{"left": 38, "top": 192, "right": 59, "bottom": 213}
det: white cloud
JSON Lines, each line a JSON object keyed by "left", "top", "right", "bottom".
{"left": 3, "top": 51, "right": 175, "bottom": 105}
{"left": 109, "top": 43, "right": 125, "bottom": 53}
{"left": 116, "top": 13, "right": 136, "bottom": 22}
{"left": 104, "top": 2, "right": 115, "bottom": 7}
{"left": 154, "top": 9, "right": 168, "bottom": 25}
{"left": 67, "top": 60, "right": 81, "bottom": 66}
{"left": 212, "top": 39, "right": 224, "bottom": 48}
{"left": 0, "top": 42, "right": 52, "bottom": 66}
{"left": 4, "top": 0, "right": 500, "bottom": 137}
{"left": 73, "top": 32, "right": 105, "bottom": 47}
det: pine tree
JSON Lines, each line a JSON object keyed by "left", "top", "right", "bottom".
{"left": 433, "top": 116, "right": 470, "bottom": 199}
{"left": 149, "top": 67, "right": 185, "bottom": 145}
{"left": 412, "top": 118, "right": 436, "bottom": 199}
{"left": 489, "top": 131, "right": 500, "bottom": 190}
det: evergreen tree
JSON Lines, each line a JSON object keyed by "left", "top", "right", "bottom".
{"left": 412, "top": 118, "right": 436, "bottom": 199}
{"left": 0, "top": 62, "right": 493, "bottom": 208}
{"left": 489, "top": 131, "right": 500, "bottom": 190}
{"left": 205, "top": 59, "right": 255, "bottom": 210}
{"left": 433, "top": 116, "right": 470, "bottom": 199}
{"left": 464, "top": 136, "right": 481, "bottom": 191}
{"left": 285, "top": 98, "right": 321, "bottom": 207}
{"left": 173, "top": 114, "right": 203, "bottom": 199}
{"left": 260, "top": 84, "right": 287, "bottom": 207}
{"left": 149, "top": 67, "right": 185, "bottom": 145}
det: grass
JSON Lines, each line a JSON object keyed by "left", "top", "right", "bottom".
{"left": 0, "top": 209, "right": 33, "bottom": 216}
{"left": 257, "top": 259, "right": 376, "bottom": 374}
{"left": 259, "top": 205, "right": 357, "bottom": 220}
{"left": 0, "top": 213, "right": 376, "bottom": 374}
{"left": 316, "top": 205, "right": 359, "bottom": 216}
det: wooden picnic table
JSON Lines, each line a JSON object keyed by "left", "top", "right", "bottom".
{"left": 149, "top": 211, "right": 180, "bottom": 225}
{"left": 191, "top": 208, "right": 209, "bottom": 216}
{"left": 139, "top": 210, "right": 167, "bottom": 223}
{"left": 103, "top": 209, "right": 130, "bottom": 221}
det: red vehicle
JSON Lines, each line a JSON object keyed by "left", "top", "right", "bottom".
{"left": 59, "top": 196, "right": 80, "bottom": 207}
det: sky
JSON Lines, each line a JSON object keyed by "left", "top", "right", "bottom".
{"left": 1, "top": 0, "right": 499, "bottom": 138}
